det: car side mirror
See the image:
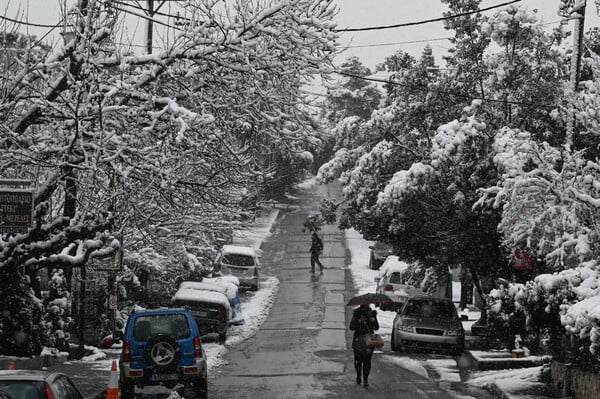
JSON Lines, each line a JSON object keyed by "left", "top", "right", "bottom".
{"left": 368, "top": 246, "right": 374, "bottom": 249}
{"left": 374, "top": 277, "right": 380, "bottom": 282}
{"left": 113, "top": 330, "right": 124, "bottom": 342}
{"left": 460, "top": 315, "right": 469, "bottom": 322}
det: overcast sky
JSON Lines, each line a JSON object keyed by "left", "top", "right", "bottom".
{"left": 4, "top": 0, "right": 600, "bottom": 71}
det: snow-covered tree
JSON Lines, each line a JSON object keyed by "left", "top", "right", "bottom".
{"left": 0, "top": 0, "right": 338, "bottom": 355}
{"left": 321, "top": 56, "right": 382, "bottom": 125}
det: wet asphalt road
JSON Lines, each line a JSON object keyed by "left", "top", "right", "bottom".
{"left": 208, "top": 183, "right": 494, "bottom": 399}
{"left": 49, "top": 182, "right": 495, "bottom": 399}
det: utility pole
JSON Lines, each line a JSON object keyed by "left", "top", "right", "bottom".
{"left": 562, "top": 0, "right": 587, "bottom": 148}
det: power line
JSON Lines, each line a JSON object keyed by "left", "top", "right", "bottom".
{"left": 344, "top": 37, "right": 451, "bottom": 49}
{"left": 0, "top": 14, "right": 64, "bottom": 28}
{"left": 333, "top": 0, "right": 522, "bottom": 32}
{"left": 335, "top": 71, "right": 557, "bottom": 109}
{"left": 341, "top": 19, "right": 564, "bottom": 49}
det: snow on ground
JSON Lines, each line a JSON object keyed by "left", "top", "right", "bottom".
{"left": 379, "top": 355, "right": 429, "bottom": 378}
{"left": 468, "top": 366, "right": 545, "bottom": 396}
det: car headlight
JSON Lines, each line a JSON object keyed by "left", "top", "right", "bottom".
{"left": 445, "top": 329, "right": 463, "bottom": 336}
{"left": 397, "top": 325, "right": 414, "bottom": 332}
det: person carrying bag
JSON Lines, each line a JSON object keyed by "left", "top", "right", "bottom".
{"left": 349, "top": 304, "right": 380, "bottom": 387}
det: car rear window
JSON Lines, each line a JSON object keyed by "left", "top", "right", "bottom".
{"left": 133, "top": 314, "right": 190, "bottom": 341}
{"left": 222, "top": 254, "right": 255, "bottom": 267}
{"left": 403, "top": 299, "right": 457, "bottom": 319}
{"left": 0, "top": 381, "right": 43, "bottom": 399}
{"left": 373, "top": 241, "right": 390, "bottom": 250}
{"left": 389, "top": 272, "right": 403, "bottom": 284}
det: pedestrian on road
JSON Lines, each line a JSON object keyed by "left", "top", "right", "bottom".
{"left": 349, "top": 304, "right": 379, "bottom": 387}
{"left": 309, "top": 231, "right": 324, "bottom": 273}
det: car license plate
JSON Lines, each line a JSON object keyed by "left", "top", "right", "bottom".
{"left": 152, "top": 373, "right": 177, "bottom": 382}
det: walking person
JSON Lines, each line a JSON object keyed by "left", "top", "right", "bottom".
{"left": 309, "top": 231, "right": 324, "bottom": 273}
{"left": 349, "top": 304, "right": 379, "bottom": 387}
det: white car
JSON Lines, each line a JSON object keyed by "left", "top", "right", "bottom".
{"left": 374, "top": 256, "right": 424, "bottom": 310}
{"left": 212, "top": 245, "right": 260, "bottom": 291}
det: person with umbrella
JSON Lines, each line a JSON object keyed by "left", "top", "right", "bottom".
{"left": 349, "top": 303, "right": 380, "bottom": 387}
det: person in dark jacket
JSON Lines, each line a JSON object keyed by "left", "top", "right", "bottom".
{"left": 349, "top": 303, "right": 379, "bottom": 387}
{"left": 309, "top": 231, "right": 324, "bottom": 273}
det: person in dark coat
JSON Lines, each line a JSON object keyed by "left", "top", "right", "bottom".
{"left": 309, "top": 231, "right": 324, "bottom": 273}
{"left": 349, "top": 303, "right": 379, "bottom": 387}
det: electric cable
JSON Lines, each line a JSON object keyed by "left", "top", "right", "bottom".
{"left": 0, "top": 14, "right": 64, "bottom": 28}
{"left": 333, "top": 0, "right": 522, "bottom": 32}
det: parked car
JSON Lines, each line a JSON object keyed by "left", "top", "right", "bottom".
{"left": 391, "top": 296, "right": 465, "bottom": 356}
{"left": 0, "top": 370, "right": 84, "bottom": 399}
{"left": 374, "top": 256, "right": 423, "bottom": 310}
{"left": 212, "top": 245, "right": 260, "bottom": 290}
{"left": 116, "top": 308, "right": 208, "bottom": 399}
{"left": 171, "top": 287, "right": 231, "bottom": 343}
{"left": 180, "top": 278, "right": 245, "bottom": 326}
{"left": 368, "top": 241, "right": 394, "bottom": 270}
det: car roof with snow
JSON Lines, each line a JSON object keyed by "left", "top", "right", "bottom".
{"left": 221, "top": 245, "right": 258, "bottom": 257}
{"left": 171, "top": 288, "right": 231, "bottom": 310}
{"left": 380, "top": 255, "right": 410, "bottom": 275}
{"left": 179, "top": 279, "right": 239, "bottom": 299}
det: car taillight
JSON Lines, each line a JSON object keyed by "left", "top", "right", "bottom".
{"left": 384, "top": 284, "right": 393, "bottom": 291}
{"left": 253, "top": 267, "right": 258, "bottom": 277}
{"left": 44, "top": 382, "right": 55, "bottom": 399}
{"left": 215, "top": 264, "right": 222, "bottom": 273}
{"left": 193, "top": 336, "right": 203, "bottom": 358}
{"left": 218, "top": 308, "right": 226, "bottom": 320}
{"left": 123, "top": 340, "right": 131, "bottom": 362}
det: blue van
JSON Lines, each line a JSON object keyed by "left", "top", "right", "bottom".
{"left": 116, "top": 308, "right": 208, "bottom": 399}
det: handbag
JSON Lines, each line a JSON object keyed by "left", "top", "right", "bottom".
{"left": 364, "top": 333, "right": 384, "bottom": 349}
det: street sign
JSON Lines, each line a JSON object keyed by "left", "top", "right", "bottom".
{"left": 511, "top": 249, "right": 533, "bottom": 271}
{"left": 91, "top": 249, "right": 122, "bottom": 272}
{"left": 0, "top": 189, "right": 34, "bottom": 234}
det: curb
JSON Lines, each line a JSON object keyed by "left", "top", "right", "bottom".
{"left": 0, "top": 354, "right": 69, "bottom": 370}
{"left": 489, "top": 383, "right": 510, "bottom": 399}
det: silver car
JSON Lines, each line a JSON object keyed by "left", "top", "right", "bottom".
{"left": 0, "top": 370, "right": 84, "bottom": 399}
{"left": 391, "top": 296, "right": 465, "bottom": 356}
{"left": 212, "top": 245, "right": 260, "bottom": 291}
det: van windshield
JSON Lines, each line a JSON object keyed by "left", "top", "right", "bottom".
{"left": 222, "top": 254, "right": 255, "bottom": 267}
{"left": 133, "top": 314, "right": 190, "bottom": 340}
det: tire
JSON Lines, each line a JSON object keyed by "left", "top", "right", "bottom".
{"left": 144, "top": 334, "right": 181, "bottom": 373}
{"left": 182, "top": 377, "right": 208, "bottom": 399}
{"left": 451, "top": 341, "right": 465, "bottom": 357}
{"left": 390, "top": 331, "right": 401, "bottom": 352}
{"left": 218, "top": 331, "right": 227, "bottom": 344}
{"left": 119, "top": 383, "right": 135, "bottom": 399}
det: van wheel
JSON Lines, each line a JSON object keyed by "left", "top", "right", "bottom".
{"left": 391, "top": 332, "right": 401, "bottom": 352}
{"left": 119, "top": 383, "right": 134, "bottom": 399}
{"left": 182, "top": 378, "right": 207, "bottom": 399}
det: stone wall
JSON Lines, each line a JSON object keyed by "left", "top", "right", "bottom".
{"left": 551, "top": 361, "right": 600, "bottom": 399}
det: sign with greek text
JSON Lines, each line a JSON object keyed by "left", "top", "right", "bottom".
{"left": 0, "top": 189, "right": 33, "bottom": 234}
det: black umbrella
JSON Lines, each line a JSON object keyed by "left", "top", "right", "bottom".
{"left": 346, "top": 292, "right": 393, "bottom": 307}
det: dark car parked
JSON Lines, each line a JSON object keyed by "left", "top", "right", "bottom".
{"left": 368, "top": 241, "right": 394, "bottom": 270}
{"left": 116, "top": 308, "right": 208, "bottom": 399}
{"left": 0, "top": 370, "right": 83, "bottom": 399}
{"left": 171, "top": 287, "right": 232, "bottom": 343}
{"left": 391, "top": 296, "right": 465, "bottom": 356}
